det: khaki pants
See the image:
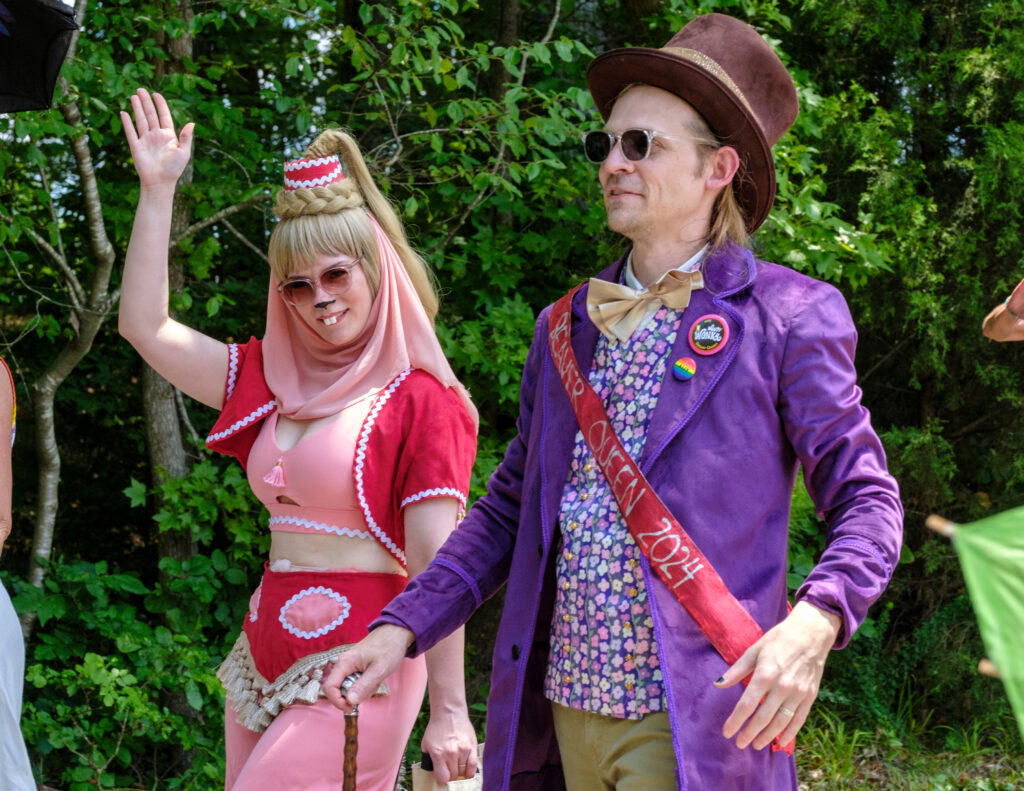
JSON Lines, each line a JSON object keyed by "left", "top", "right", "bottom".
{"left": 552, "top": 702, "right": 676, "bottom": 790}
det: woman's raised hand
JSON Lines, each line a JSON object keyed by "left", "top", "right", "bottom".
{"left": 117, "top": 87, "right": 229, "bottom": 411}
{"left": 120, "top": 88, "right": 194, "bottom": 189}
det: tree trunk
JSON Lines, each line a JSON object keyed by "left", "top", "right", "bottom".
{"left": 145, "top": 0, "right": 202, "bottom": 774}
{"left": 460, "top": 0, "right": 522, "bottom": 722}
{"left": 23, "top": 308, "right": 111, "bottom": 636}
{"left": 21, "top": 0, "right": 118, "bottom": 640}
{"left": 144, "top": 218, "right": 196, "bottom": 571}
{"left": 489, "top": 0, "right": 521, "bottom": 101}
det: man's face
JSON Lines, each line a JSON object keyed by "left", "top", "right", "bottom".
{"left": 599, "top": 85, "right": 714, "bottom": 245}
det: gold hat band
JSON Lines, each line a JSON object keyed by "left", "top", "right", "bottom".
{"left": 660, "top": 47, "right": 755, "bottom": 118}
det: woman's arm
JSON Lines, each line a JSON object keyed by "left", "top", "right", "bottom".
{"left": 118, "top": 88, "right": 228, "bottom": 409}
{"left": 404, "top": 497, "right": 478, "bottom": 784}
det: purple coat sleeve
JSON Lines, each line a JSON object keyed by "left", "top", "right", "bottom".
{"left": 781, "top": 281, "right": 903, "bottom": 647}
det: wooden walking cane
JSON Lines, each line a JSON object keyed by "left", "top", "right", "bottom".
{"left": 340, "top": 673, "right": 362, "bottom": 791}
{"left": 925, "top": 514, "right": 1002, "bottom": 680}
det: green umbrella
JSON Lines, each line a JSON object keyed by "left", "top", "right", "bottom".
{"left": 930, "top": 509, "right": 1024, "bottom": 739}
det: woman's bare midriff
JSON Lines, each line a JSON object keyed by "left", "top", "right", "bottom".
{"left": 269, "top": 531, "right": 406, "bottom": 575}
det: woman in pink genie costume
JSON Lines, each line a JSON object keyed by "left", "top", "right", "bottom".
{"left": 119, "top": 88, "right": 479, "bottom": 790}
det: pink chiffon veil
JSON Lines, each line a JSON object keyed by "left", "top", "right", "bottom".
{"left": 261, "top": 214, "right": 477, "bottom": 426}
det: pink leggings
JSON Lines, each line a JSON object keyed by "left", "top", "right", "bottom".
{"left": 225, "top": 655, "right": 427, "bottom": 791}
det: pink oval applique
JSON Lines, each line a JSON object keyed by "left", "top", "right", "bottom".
{"left": 278, "top": 586, "right": 351, "bottom": 639}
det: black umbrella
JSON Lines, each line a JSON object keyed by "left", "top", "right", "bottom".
{"left": 0, "top": 0, "right": 78, "bottom": 113}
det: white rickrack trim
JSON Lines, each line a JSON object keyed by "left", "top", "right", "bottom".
{"left": 285, "top": 156, "right": 339, "bottom": 171}
{"left": 225, "top": 343, "right": 241, "bottom": 400}
{"left": 268, "top": 515, "right": 372, "bottom": 541}
{"left": 354, "top": 370, "right": 411, "bottom": 566}
{"left": 278, "top": 586, "right": 351, "bottom": 640}
{"left": 400, "top": 487, "right": 468, "bottom": 510}
{"left": 207, "top": 400, "right": 277, "bottom": 443}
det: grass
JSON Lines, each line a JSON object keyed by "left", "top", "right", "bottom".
{"left": 795, "top": 707, "right": 1024, "bottom": 790}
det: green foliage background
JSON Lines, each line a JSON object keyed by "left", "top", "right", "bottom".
{"left": 2, "top": 0, "right": 1023, "bottom": 786}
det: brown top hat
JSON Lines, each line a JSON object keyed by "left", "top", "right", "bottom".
{"left": 586, "top": 13, "right": 798, "bottom": 233}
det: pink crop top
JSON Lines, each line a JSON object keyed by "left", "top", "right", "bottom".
{"left": 208, "top": 342, "right": 478, "bottom": 571}
{"left": 247, "top": 399, "right": 375, "bottom": 547}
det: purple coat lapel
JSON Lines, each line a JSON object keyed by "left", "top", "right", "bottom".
{"left": 642, "top": 245, "right": 756, "bottom": 471}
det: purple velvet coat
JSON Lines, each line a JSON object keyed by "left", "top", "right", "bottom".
{"left": 379, "top": 243, "right": 903, "bottom": 790}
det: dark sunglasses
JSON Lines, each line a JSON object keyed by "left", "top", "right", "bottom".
{"left": 277, "top": 259, "right": 362, "bottom": 307}
{"left": 582, "top": 129, "right": 687, "bottom": 163}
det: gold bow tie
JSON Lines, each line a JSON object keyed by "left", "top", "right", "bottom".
{"left": 587, "top": 269, "right": 704, "bottom": 342}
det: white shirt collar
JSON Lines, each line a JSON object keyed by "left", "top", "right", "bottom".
{"left": 623, "top": 245, "right": 707, "bottom": 291}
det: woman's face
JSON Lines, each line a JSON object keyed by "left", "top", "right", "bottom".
{"left": 280, "top": 252, "right": 376, "bottom": 347}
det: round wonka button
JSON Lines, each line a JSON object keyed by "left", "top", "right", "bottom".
{"left": 688, "top": 314, "right": 729, "bottom": 355}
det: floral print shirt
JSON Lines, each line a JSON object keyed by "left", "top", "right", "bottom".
{"left": 544, "top": 304, "right": 682, "bottom": 719}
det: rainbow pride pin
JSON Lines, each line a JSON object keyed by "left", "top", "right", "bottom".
{"left": 673, "top": 356, "right": 697, "bottom": 381}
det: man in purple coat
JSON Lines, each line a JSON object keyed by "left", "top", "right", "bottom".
{"left": 326, "top": 14, "right": 902, "bottom": 790}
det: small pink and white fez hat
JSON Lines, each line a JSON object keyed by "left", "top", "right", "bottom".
{"left": 283, "top": 155, "right": 345, "bottom": 191}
